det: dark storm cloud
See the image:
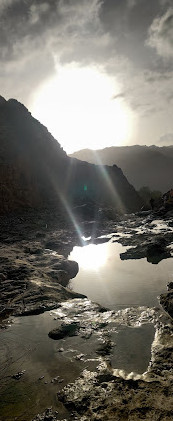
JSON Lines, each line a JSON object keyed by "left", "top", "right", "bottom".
{"left": 0, "top": 0, "right": 172, "bottom": 145}
{"left": 99, "top": 0, "right": 165, "bottom": 68}
{"left": 0, "top": 0, "right": 104, "bottom": 61}
{"left": 0, "top": 0, "right": 60, "bottom": 59}
{"left": 0, "top": 0, "right": 105, "bottom": 101}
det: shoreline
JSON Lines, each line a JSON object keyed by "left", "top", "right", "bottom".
{"left": 0, "top": 209, "right": 173, "bottom": 420}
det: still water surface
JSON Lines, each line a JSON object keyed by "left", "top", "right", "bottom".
{"left": 0, "top": 237, "right": 172, "bottom": 420}
{"left": 69, "top": 240, "right": 173, "bottom": 309}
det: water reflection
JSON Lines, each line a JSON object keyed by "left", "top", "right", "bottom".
{"left": 71, "top": 243, "right": 109, "bottom": 270}
{"left": 69, "top": 240, "right": 173, "bottom": 309}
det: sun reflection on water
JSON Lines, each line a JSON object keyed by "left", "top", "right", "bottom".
{"left": 71, "top": 243, "right": 108, "bottom": 271}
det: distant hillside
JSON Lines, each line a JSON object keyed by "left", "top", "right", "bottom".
{"left": 0, "top": 96, "right": 141, "bottom": 215}
{"left": 70, "top": 145, "right": 173, "bottom": 193}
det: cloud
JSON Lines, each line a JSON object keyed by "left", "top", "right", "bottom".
{"left": 159, "top": 133, "right": 173, "bottom": 144}
{"left": 0, "top": 0, "right": 17, "bottom": 12}
{"left": 127, "top": 0, "right": 138, "bottom": 8}
{"left": 112, "top": 93, "right": 126, "bottom": 100}
{"left": 0, "top": 0, "right": 173, "bottom": 148}
{"left": 0, "top": 0, "right": 107, "bottom": 102}
{"left": 147, "top": 7, "right": 173, "bottom": 58}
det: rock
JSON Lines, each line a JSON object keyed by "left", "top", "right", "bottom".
{"left": 51, "top": 376, "right": 60, "bottom": 383}
{"left": 0, "top": 95, "right": 6, "bottom": 105}
{"left": 58, "top": 260, "right": 79, "bottom": 279}
{"left": 48, "top": 322, "right": 80, "bottom": 340}
{"left": 5, "top": 264, "right": 31, "bottom": 280}
{"left": 48, "top": 270, "right": 69, "bottom": 286}
{"left": 0, "top": 273, "right": 6, "bottom": 281}
{"left": 32, "top": 407, "right": 60, "bottom": 421}
{"left": 96, "top": 340, "right": 113, "bottom": 356}
{"left": 49, "top": 259, "right": 79, "bottom": 280}
{"left": 75, "top": 353, "right": 85, "bottom": 361}
{"left": 58, "top": 368, "right": 173, "bottom": 420}
{"left": 160, "top": 291, "right": 173, "bottom": 318}
{"left": 120, "top": 246, "right": 145, "bottom": 261}
{"left": 167, "top": 282, "right": 173, "bottom": 291}
{"left": 45, "top": 240, "right": 62, "bottom": 250}
{"left": 12, "top": 370, "right": 26, "bottom": 380}
{"left": 25, "top": 246, "right": 43, "bottom": 255}
{"left": 146, "top": 237, "right": 171, "bottom": 264}
{"left": 120, "top": 237, "right": 171, "bottom": 264}
{"left": 93, "top": 236, "right": 110, "bottom": 245}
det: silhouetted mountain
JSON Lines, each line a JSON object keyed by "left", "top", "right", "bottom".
{"left": 0, "top": 97, "right": 141, "bottom": 214}
{"left": 70, "top": 145, "right": 173, "bottom": 193}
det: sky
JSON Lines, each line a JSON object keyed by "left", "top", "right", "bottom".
{"left": 0, "top": 0, "right": 173, "bottom": 153}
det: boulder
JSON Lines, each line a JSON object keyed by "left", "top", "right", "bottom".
{"left": 49, "top": 269, "right": 69, "bottom": 286}
{"left": 48, "top": 322, "right": 80, "bottom": 340}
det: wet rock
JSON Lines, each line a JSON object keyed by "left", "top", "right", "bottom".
{"left": 57, "top": 260, "right": 79, "bottom": 279}
{"left": 12, "top": 370, "right": 26, "bottom": 380}
{"left": 160, "top": 291, "right": 173, "bottom": 318}
{"left": 48, "top": 270, "right": 70, "bottom": 286}
{"left": 81, "top": 328, "right": 92, "bottom": 339}
{"left": 45, "top": 240, "right": 62, "bottom": 250}
{"left": 48, "top": 322, "right": 80, "bottom": 340}
{"left": 59, "top": 369, "right": 173, "bottom": 420}
{"left": 32, "top": 408, "right": 61, "bottom": 421}
{"left": 92, "top": 237, "right": 110, "bottom": 245}
{"left": 120, "top": 246, "right": 145, "bottom": 261}
{"left": 75, "top": 353, "right": 85, "bottom": 361}
{"left": 97, "top": 305, "right": 109, "bottom": 313}
{"left": 51, "top": 376, "right": 60, "bottom": 383}
{"left": 49, "top": 259, "right": 79, "bottom": 280}
{"left": 146, "top": 237, "right": 171, "bottom": 264}
{"left": 96, "top": 340, "right": 113, "bottom": 356}
{"left": 120, "top": 237, "right": 171, "bottom": 264}
{"left": 167, "top": 282, "right": 173, "bottom": 291}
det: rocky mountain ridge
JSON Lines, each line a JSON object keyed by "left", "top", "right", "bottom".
{"left": 0, "top": 96, "right": 141, "bottom": 215}
{"left": 70, "top": 145, "right": 173, "bottom": 192}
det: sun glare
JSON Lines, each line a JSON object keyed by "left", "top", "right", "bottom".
{"left": 30, "top": 65, "right": 133, "bottom": 153}
{"left": 70, "top": 243, "right": 108, "bottom": 271}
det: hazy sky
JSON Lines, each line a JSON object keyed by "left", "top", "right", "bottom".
{"left": 0, "top": 0, "right": 173, "bottom": 152}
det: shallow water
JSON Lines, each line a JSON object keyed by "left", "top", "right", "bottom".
{"left": 69, "top": 240, "right": 173, "bottom": 309}
{"left": 1, "top": 233, "right": 172, "bottom": 420}
{"left": 0, "top": 311, "right": 98, "bottom": 420}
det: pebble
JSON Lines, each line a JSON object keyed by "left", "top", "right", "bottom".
{"left": 12, "top": 370, "right": 26, "bottom": 380}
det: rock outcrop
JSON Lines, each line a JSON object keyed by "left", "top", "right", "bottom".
{"left": 0, "top": 96, "right": 141, "bottom": 214}
{"left": 70, "top": 145, "right": 173, "bottom": 192}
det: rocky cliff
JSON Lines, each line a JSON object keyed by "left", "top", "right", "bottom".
{"left": 70, "top": 145, "right": 173, "bottom": 193}
{"left": 0, "top": 96, "right": 141, "bottom": 214}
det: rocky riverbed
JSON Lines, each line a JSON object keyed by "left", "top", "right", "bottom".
{"left": 0, "top": 208, "right": 173, "bottom": 420}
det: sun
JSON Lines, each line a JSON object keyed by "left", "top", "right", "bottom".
{"left": 30, "top": 64, "right": 133, "bottom": 153}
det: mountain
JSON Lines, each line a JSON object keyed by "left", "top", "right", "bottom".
{"left": 70, "top": 145, "right": 173, "bottom": 193}
{"left": 0, "top": 96, "right": 141, "bottom": 215}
